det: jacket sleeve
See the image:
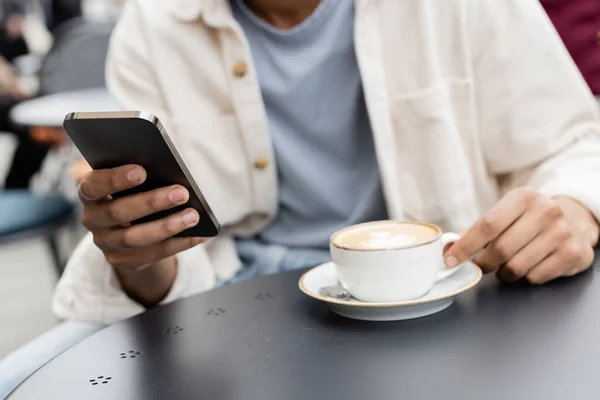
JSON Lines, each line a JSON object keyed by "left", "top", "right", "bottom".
{"left": 52, "top": 1, "right": 216, "bottom": 325}
{"left": 470, "top": 0, "right": 600, "bottom": 220}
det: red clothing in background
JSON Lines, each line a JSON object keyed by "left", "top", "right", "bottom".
{"left": 542, "top": 0, "right": 600, "bottom": 95}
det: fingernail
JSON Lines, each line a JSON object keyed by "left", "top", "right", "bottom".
{"left": 169, "top": 188, "right": 185, "bottom": 203}
{"left": 445, "top": 256, "right": 458, "bottom": 268}
{"left": 127, "top": 168, "right": 142, "bottom": 183}
{"left": 182, "top": 210, "right": 198, "bottom": 226}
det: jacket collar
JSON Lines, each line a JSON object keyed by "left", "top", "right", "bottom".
{"left": 169, "top": 0, "right": 373, "bottom": 22}
{"left": 169, "top": 0, "right": 217, "bottom": 22}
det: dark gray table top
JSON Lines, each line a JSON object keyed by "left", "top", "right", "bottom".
{"left": 8, "top": 258, "right": 600, "bottom": 400}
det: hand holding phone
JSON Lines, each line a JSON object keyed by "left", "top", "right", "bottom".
{"left": 78, "top": 164, "right": 206, "bottom": 272}
{"left": 64, "top": 111, "right": 220, "bottom": 274}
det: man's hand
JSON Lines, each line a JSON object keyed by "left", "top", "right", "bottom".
{"left": 79, "top": 165, "right": 206, "bottom": 305}
{"left": 444, "top": 187, "right": 599, "bottom": 284}
{"left": 80, "top": 164, "right": 205, "bottom": 271}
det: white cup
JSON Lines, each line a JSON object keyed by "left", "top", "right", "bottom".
{"left": 330, "top": 221, "right": 461, "bottom": 303}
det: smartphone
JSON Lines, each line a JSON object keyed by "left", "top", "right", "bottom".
{"left": 63, "top": 111, "right": 220, "bottom": 237}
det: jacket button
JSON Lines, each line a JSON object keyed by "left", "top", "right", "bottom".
{"left": 233, "top": 61, "right": 248, "bottom": 78}
{"left": 253, "top": 158, "right": 269, "bottom": 170}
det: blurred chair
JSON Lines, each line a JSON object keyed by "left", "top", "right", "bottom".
{"left": 50, "top": 0, "right": 83, "bottom": 30}
{"left": 82, "top": 0, "right": 124, "bottom": 22}
{"left": 32, "top": 16, "right": 113, "bottom": 200}
{"left": 0, "top": 18, "right": 113, "bottom": 275}
{"left": 31, "top": 15, "right": 113, "bottom": 203}
{"left": 39, "top": 17, "right": 114, "bottom": 94}
{"left": 4, "top": 17, "right": 114, "bottom": 187}
{"left": 0, "top": 190, "right": 74, "bottom": 274}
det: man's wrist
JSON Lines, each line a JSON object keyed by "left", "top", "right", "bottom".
{"left": 113, "top": 256, "right": 179, "bottom": 307}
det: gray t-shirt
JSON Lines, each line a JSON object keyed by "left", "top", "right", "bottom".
{"left": 231, "top": 0, "right": 388, "bottom": 250}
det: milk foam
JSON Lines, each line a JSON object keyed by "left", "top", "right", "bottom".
{"left": 332, "top": 221, "right": 439, "bottom": 250}
{"left": 361, "top": 231, "right": 416, "bottom": 249}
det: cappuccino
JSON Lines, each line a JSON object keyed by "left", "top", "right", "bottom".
{"left": 329, "top": 221, "right": 461, "bottom": 302}
{"left": 331, "top": 221, "right": 439, "bottom": 251}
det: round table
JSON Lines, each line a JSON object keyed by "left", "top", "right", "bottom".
{"left": 9, "top": 88, "right": 120, "bottom": 127}
{"left": 8, "top": 261, "right": 600, "bottom": 400}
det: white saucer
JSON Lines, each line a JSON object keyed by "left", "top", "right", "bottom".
{"left": 299, "top": 261, "right": 482, "bottom": 321}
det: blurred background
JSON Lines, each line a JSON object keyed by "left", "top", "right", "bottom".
{"left": 0, "top": 0, "right": 598, "bottom": 359}
{"left": 0, "top": 0, "right": 123, "bottom": 357}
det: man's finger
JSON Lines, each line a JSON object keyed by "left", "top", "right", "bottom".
{"left": 105, "top": 237, "right": 206, "bottom": 270}
{"left": 444, "top": 189, "right": 531, "bottom": 268}
{"left": 96, "top": 208, "right": 199, "bottom": 249}
{"left": 495, "top": 218, "right": 571, "bottom": 283}
{"left": 82, "top": 185, "right": 189, "bottom": 229}
{"left": 495, "top": 233, "right": 557, "bottom": 283}
{"left": 147, "top": 236, "right": 207, "bottom": 264}
{"left": 475, "top": 205, "right": 550, "bottom": 273}
{"left": 78, "top": 165, "right": 146, "bottom": 202}
{"left": 525, "top": 239, "right": 593, "bottom": 285}
{"left": 524, "top": 252, "right": 569, "bottom": 285}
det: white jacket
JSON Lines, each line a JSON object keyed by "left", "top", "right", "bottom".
{"left": 52, "top": 0, "right": 600, "bottom": 324}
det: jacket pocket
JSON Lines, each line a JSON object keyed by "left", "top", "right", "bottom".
{"left": 390, "top": 81, "right": 479, "bottom": 230}
{"left": 172, "top": 114, "right": 252, "bottom": 226}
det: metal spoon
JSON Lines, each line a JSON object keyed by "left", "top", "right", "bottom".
{"left": 319, "top": 284, "right": 352, "bottom": 301}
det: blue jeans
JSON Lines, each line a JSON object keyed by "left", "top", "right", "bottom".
{"left": 0, "top": 239, "right": 329, "bottom": 399}
{"left": 228, "top": 239, "right": 330, "bottom": 283}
